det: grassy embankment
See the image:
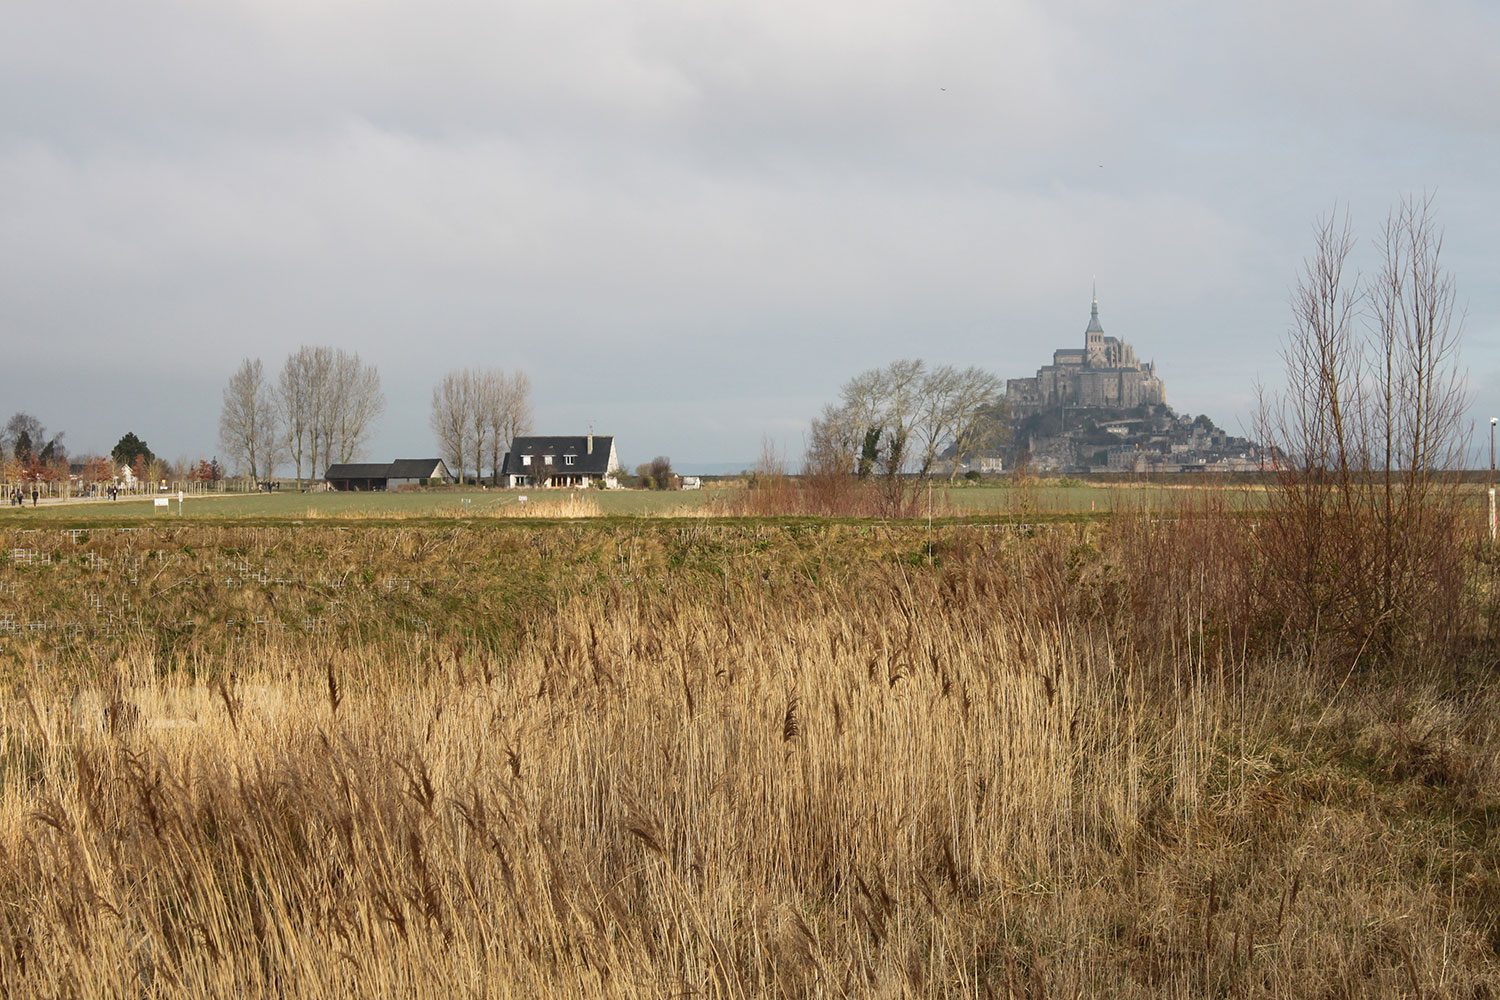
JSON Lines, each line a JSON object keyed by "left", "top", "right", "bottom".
{"left": 0, "top": 513, "right": 1497, "bottom": 996}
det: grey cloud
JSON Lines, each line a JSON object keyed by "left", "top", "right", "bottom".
{"left": 2, "top": 1, "right": 1497, "bottom": 468}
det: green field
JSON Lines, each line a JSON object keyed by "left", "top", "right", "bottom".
{"left": 0, "top": 487, "right": 714, "bottom": 521}
{"left": 0, "top": 481, "right": 1273, "bottom": 523}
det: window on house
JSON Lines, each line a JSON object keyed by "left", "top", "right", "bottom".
{"left": 543, "top": 455, "right": 553, "bottom": 465}
{"left": 521, "top": 455, "right": 531, "bottom": 466}
{"left": 565, "top": 455, "right": 575, "bottom": 465}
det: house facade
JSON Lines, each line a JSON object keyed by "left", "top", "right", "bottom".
{"left": 386, "top": 459, "right": 453, "bottom": 489}
{"left": 501, "top": 434, "right": 620, "bottom": 489}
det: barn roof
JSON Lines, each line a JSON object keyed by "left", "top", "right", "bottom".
{"left": 324, "top": 463, "right": 391, "bottom": 480}
{"left": 388, "top": 458, "right": 449, "bottom": 479}
{"left": 325, "top": 459, "right": 451, "bottom": 482}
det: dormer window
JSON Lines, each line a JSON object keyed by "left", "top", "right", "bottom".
{"left": 543, "top": 455, "right": 552, "bottom": 465}
{"left": 521, "top": 455, "right": 532, "bottom": 466}
{"left": 565, "top": 454, "right": 575, "bottom": 466}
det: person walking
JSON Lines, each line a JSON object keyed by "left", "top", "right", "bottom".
{"left": 31, "top": 488, "right": 39, "bottom": 507}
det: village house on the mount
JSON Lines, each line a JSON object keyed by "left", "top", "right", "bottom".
{"left": 324, "top": 458, "right": 452, "bottom": 492}
{"left": 501, "top": 433, "right": 620, "bottom": 489}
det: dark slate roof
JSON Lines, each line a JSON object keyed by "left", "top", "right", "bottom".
{"left": 325, "top": 463, "right": 392, "bottom": 480}
{"left": 501, "top": 436, "right": 615, "bottom": 477}
{"left": 388, "top": 458, "right": 449, "bottom": 479}
{"left": 325, "top": 459, "right": 452, "bottom": 481}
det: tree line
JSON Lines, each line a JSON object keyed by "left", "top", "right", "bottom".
{"left": 428, "top": 368, "right": 533, "bottom": 484}
{"left": 1, "top": 414, "right": 223, "bottom": 490}
{"left": 12, "top": 352, "right": 539, "bottom": 492}
{"left": 219, "top": 347, "right": 385, "bottom": 487}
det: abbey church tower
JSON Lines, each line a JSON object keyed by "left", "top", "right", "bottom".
{"left": 1084, "top": 291, "right": 1106, "bottom": 366}
{"left": 1004, "top": 289, "right": 1166, "bottom": 414}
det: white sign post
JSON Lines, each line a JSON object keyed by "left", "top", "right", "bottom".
{"left": 1491, "top": 418, "right": 1497, "bottom": 544}
{"left": 178, "top": 490, "right": 185, "bottom": 516}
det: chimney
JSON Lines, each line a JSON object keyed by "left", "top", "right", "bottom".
{"left": 587, "top": 424, "right": 593, "bottom": 455}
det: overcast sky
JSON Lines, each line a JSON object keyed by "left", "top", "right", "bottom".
{"left": 3, "top": 0, "right": 1498, "bottom": 472}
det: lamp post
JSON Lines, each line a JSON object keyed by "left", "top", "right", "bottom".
{"left": 1490, "top": 417, "right": 1497, "bottom": 544}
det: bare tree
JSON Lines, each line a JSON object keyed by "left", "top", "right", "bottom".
{"left": 911, "top": 364, "right": 1006, "bottom": 478}
{"left": 805, "top": 402, "right": 860, "bottom": 477}
{"left": 810, "top": 360, "right": 1002, "bottom": 515}
{"left": 837, "top": 368, "right": 889, "bottom": 479}
{"left": 431, "top": 371, "right": 471, "bottom": 483}
{"left": 331, "top": 351, "right": 384, "bottom": 464}
{"left": 278, "top": 347, "right": 384, "bottom": 488}
{"left": 468, "top": 369, "right": 495, "bottom": 485}
{"left": 485, "top": 370, "right": 533, "bottom": 484}
{"left": 866, "top": 359, "right": 926, "bottom": 480}
{"left": 429, "top": 367, "right": 533, "bottom": 485}
{"left": 822, "top": 360, "right": 1001, "bottom": 479}
{"left": 479, "top": 372, "right": 505, "bottom": 486}
{"left": 940, "top": 367, "right": 1006, "bottom": 480}
{"left": 947, "top": 395, "right": 1010, "bottom": 480}
{"left": 500, "top": 371, "right": 534, "bottom": 447}
{"left": 1365, "top": 196, "right": 1467, "bottom": 651}
{"left": 303, "top": 346, "right": 335, "bottom": 482}
{"left": 1256, "top": 197, "right": 1468, "bottom": 659}
{"left": 278, "top": 351, "right": 313, "bottom": 490}
{"left": 219, "top": 358, "right": 280, "bottom": 483}
{"left": 912, "top": 364, "right": 958, "bottom": 477}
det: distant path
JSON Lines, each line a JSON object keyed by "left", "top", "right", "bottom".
{"left": 2, "top": 491, "right": 260, "bottom": 510}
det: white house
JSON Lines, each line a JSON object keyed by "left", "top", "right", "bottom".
{"left": 501, "top": 434, "right": 620, "bottom": 489}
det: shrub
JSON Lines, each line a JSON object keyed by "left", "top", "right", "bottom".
{"left": 1256, "top": 200, "right": 1469, "bottom": 663}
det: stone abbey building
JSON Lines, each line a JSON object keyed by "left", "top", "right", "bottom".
{"left": 1005, "top": 295, "right": 1165, "bottom": 413}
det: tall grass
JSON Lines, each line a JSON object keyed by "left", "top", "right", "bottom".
{"left": 0, "top": 517, "right": 1497, "bottom": 996}
{"left": 299, "top": 493, "right": 606, "bottom": 519}
{"left": 719, "top": 440, "right": 939, "bottom": 518}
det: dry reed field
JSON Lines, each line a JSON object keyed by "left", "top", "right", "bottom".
{"left": 1, "top": 513, "right": 1498, "bottom": 998}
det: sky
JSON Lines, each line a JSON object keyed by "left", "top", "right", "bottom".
{"left": 3, "top": 0, "right": 1499, "bottom": 473}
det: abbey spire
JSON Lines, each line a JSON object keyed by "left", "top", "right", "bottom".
{"left": 1085, "top": 286, "right": 1106, "bottom": 362}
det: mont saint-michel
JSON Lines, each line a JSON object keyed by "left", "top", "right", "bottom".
{"left": 1003, "top": 295, "right": 1256, "bottom": 474}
